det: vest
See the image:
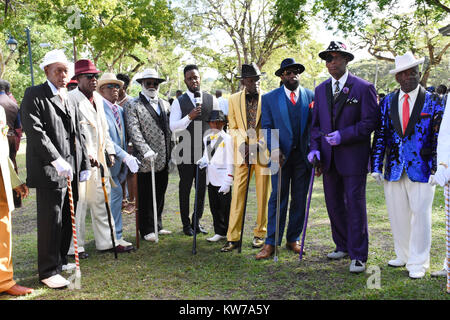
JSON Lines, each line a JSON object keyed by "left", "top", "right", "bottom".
{"left": 286, "top": 95, "right": 302, "bottom": 152}
{"left": 178, "top": 92, "right": 213, "bottom": 162}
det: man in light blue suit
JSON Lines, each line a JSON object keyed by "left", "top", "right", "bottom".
{"left": 257, "top": 58, "right": 314, "bottom": 260}
{"left": 98, "top": 73, "right": 140, "bottom": 250}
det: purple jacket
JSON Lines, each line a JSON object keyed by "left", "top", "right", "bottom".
{"left": 310, "top": 72, "right": 379, "bottom": 175}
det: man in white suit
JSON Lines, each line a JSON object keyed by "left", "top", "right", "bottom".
{"left": 68, "top": 60, "right": 131, "bottom": 255}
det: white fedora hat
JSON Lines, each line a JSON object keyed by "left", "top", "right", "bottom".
{"left": 97, "top": 73, "right": 124, "bottom": 89}
{"left": 39, "top": 49, "right": 69, "bottom": 70}
{"left": 135, "top": 68, "right": 165, "bottom": 84}
{"left": 389, "top": 52, "right": 425, "bottom": 75}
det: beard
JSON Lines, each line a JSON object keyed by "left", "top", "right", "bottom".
{"left": 284, "top": 79, "right": 299, "bottom": 91}
{"left": 142, "top": 86, "right": 158, "bottom": 99}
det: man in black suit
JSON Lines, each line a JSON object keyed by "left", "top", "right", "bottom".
{"left": 20, "top": 50, "right": 90, "bottom": 289}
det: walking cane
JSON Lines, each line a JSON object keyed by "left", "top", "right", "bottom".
{"left": 99, "top": 164, "right": 118, "bottom": 259}
{"left": 299, "top": 156, "right": 318, "bottom": 261}
{"left": 274, "top": 163, "right": 282, "bottom": 262}
{"left": 67, "top": 177, "right": 81, "bottom": 289}
{"left": 192, "top": 164, "right": 200, "bottom": 255}
{"left": 150, "top": 158, "right": 159, "bottom": 243}
{"left": 445, "top": 183, "right": 450, "bottom": 293}
{"left": 135, "top": 176, "right": 140, "bottom": 249}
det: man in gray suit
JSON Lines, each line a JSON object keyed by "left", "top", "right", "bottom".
{"left": 124, "top": 68, "right": 173, "bottom": 242}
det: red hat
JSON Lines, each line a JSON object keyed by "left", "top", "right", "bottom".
{"left": 66, "top": 79, "right": 78, "bottom": 88}
{"left": 74, "top": 59, "right": 100, "bottom": 77}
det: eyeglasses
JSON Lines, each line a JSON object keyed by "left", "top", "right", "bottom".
{"left": 105, "top": 83, "right": 121, "bottom": 89}
{"left": 283, "top": 69, "right": 301, "bottom": 76}
{"left": 82, "top": 73, "right": 99, "bottom": 80}
{"left": 143, "top": 80, "right": 159, "bottom": 87}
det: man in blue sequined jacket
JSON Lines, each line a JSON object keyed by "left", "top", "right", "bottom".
{"left": 371, "top": 52, "right": 445, "bottom": 279}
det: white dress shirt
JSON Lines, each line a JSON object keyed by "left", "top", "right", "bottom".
{"left": 141, "top": 92, "right": 161, "bottom": 115}
{"left": 169, "top": 90, "right": 219, "bottom": 132}
{"left": 398, "top": 85, "right": 420, "bottom": 132}
{"left": 284, "top": 85, "right": 300, "bottom": 104}
{"left": 47, "top": 79, "right": 67, "bottom": 100}
{"left": 331, "top": 70, "right": 349, "bottom": 95}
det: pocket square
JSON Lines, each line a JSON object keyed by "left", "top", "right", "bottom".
{"left": 420, "top": 112, "right": 431, "bottom": 117}
{"left": 346, "top": 97, "right": 359, "bottom": 104}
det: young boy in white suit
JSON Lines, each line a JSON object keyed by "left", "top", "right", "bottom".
{"left": 197, "top": 110, "right": 234, "bottom": 242}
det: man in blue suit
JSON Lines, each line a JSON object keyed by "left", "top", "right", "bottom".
{"left": 257, "top": 58, "right": 314, "bottom": 260}
{"left": 98, "top": 73, "right": 140, "bottom": 251}
{"left": 371, "top": 52, "right": 445, "bottom": 279}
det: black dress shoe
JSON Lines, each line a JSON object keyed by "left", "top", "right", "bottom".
{"left": 101, "top": 245, "right": 134, "bottom": 254}
{"left": 221, "top": 241, "right": 240, "bottom": 252}
{"left": 183, "top": 225, "right": 194, "bottom": 236}
{"left": 192, "top": 224, "right": 208, "bottom": 234}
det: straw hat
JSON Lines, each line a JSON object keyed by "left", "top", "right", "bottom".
{"left": 97, "top": 73, "right": 124, "bottom": 88}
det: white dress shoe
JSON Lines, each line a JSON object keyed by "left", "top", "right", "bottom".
{"left": 349, "top": 260, "right": 366, "bottom": 273}
{"left": 388, "top": 258, "right": 406, "bottom": 267}
{"left": 158, "top": 229, "right": 172, "bottom": 235}
{"left": 62, "top": 263, "right": 76, "bottom": 272}
{"left": 430, "top": 269, "right": 447, "bottom": 277}
{"left": 327, "top": 250, "right": 348, "bottom": 260}
{"left": 206, "top": 234, "right": 226, "bottom": 242}
{"left": 144, "top": 233, "right": 157, "bottom": 242}
{"left": 41, "top": 274, "right": 70, "bottom": 289}
{"left": 118, "top": 238, "right": 133, "bottom": 247}
{"left": 409, "top": 271, "right": 425, "bottom": 279}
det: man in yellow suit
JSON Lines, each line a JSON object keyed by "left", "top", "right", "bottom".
{"left": 221, "top": 63, "right": 271, "bottom": 252}
{"left": 0, "top": 106, "right": 33, "bottom": 296}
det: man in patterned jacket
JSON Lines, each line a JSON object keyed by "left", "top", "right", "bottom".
{"left": 371, "top": 52, "right": 445, "bottom": 279}
{"left": 124, "top": 69, "right": 173, "bottom": 242}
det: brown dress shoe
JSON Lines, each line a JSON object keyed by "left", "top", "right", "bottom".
{"left": 5, "top": 284, "right": 34, "bottom": 296}
{"left": 286, "top": 241, "right": 304, "bottom": 254}
{"left": 255, "top": 244, "right": 275, "bottom": 260}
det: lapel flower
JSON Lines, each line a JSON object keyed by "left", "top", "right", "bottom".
{"left": 342, "top": 87, "right": 349, "bottom": 94}
{"left": 309, "top": 101, "right": 314, "bottom": 109}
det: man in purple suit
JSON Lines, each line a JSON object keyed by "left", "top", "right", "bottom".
{"left": 309, "top": 41, "right": 379, "bottom": 273}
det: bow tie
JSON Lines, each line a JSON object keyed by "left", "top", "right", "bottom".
{"left": 209, "top": 134, "right": 219, "bottom": 140}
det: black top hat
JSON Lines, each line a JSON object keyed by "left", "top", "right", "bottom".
{"left": 236, "top": 63, "right": 265, "bottom": 79}
{"left": 275, "top": 58, "right": 305, "bottom": 77}
{"left": 319, "top": 41, "right": 354, "bottom": 61}
{"left": 208, "top": 110, "right": 227, "bottom": 122}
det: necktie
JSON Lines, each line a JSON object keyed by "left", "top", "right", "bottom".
{"left": 112, "top": 104, "right": 122, "bottom": 130}
{"left": 333, "top": 81, "right": 340, "bottom": 101}
{"left": 402, "top": 93, "right": 409, "bottom": 134}
{"left": 290, "top": 91, "right": 296, "bottom": 105}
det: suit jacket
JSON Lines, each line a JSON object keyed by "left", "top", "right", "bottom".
{"left": 20, "top": 82, "right": 90, "bottom": 190}
{"left": 202, "top": 130, "right": 234, "bottom": 187}
{"left": 0, "top": 107, "right": 21, "bottom": 212}
{"left": 103, "top": 100, "right": 128, "bottom": 180}
{"left": 261, "top": 85, "right": 314, "bottom": 165}
{"left": 371, "top": 86, "right": 445, "bottom": 182}
{"left": 0, "top": 93, "right": 19, "bottom": 136}
{"left": 310, "top": 72, "right": 379, "bottom": 175}
{"left": 124, "top": 94, "right": 172, "bottom": 173}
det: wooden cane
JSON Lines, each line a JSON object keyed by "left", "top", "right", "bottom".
{"left": 135, "top": 174, "right": 140, "bottom": 249}
{"left": 99, "top": 164, "right": 118, "bottom": 259}
{"left": 67, "top": 178, "right": 81, "bottom": 289}
{"left": 150, "top": 158, "right": 159, "bottom": 243}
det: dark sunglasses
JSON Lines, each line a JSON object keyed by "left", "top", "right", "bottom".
{"left": 82, "top": 73, "right": 99, "bottom": 80}
{"left": 105, "top": 83, "right": 121, "bottom": 89}
{"left": 283, "top": 69, "right": 301, "bottom": 76}
{"left": 325, "top": 54, "right": 345, "bottom": 63}
{"left": 143, "top": 80, "right": 160, "bottom": 87}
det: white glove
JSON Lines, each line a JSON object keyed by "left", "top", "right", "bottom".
{"left": 429, "top": 165, "right": 450, "bottom": 187}
{"left": 371, "top": 172, "right": 383, "bottom": 185}
{"left": 124, "top": 154, "right": 140, "bottom": 173}
{"left": 196, "top": 156, "right": 208, "bottom": 170}
{"left": 79, "top": 170, "right": 91, "bottom": 182}
{"left": 51, "top": 157, "right": 73, "bottom": 180}
{"left": 144, "top": 149, "right": 157, "bottom": 161}
{"left": 218, "top": 176, "right": 233, "bottom": 194}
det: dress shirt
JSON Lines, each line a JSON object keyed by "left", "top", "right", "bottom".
{"left": 398, "top": 84, "right": 420, "bottom": 133}
{"left": 331, "top": 70, "right": 349, "bottom": 95}
{"left": 284, "top": 85, "right": 300, "bottom": 104}
{"left": 169, "top": 90, "right": 219, "bottom": 132}
{"left": 47, "top": 80, "right": 67, "bottom": 100}
{"left": 141, "top": 92, "right": 161, "bottom": 115}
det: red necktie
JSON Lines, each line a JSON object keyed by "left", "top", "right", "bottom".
{"left": 290, "top": 91, "right": 296, "bottom": 105}
{"left": 402, "top": 93, "right": 409, "bottom": 134}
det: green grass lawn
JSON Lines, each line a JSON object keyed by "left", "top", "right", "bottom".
{"left": 2, "top": 140, "right": 449, "bottom": 300}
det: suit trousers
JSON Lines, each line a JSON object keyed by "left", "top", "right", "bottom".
{"left": 69, "top": 170, "right": 116, "bottom": 253}
{"left": 36, "top": 187, "right": 73, "bottom": 280}
{"left": 383, "top": 173, "right": 435, "bottom": 273}
{"left": 322, "top": 162, "right": 368, "bottom": 262}
{"left": 111, "top": 175, "right": 124, "bottom": 240}
{"left": 177, "top": 163, "right": 206, "bottom": 228}
{"left": 265, "top": 148, "right": 310, "bottom": 246}
{"left": 227, "top": 163, "right": 270, "bottom": 241}
{"left": 208, "top": 184, "right": 231, "bottom": 236}
{"left": 0, "top": 169, "right": 15, "bottom": 292}
{"left": 137, "top": 167, "right": 168, "bottom": 236}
